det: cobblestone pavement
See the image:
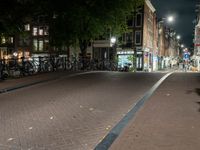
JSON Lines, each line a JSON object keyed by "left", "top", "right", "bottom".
{"left": 0, "top": 72, "right": 164, "bottom": 150}
{"left": 110, "top": 73, "right": 200, "bottom": 150}
{"left": 0, "top": 71, "right": 82, "bottom": 92}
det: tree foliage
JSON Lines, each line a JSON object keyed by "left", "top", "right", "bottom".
{"left": 0, "top": 0, "right": 144, "bottom": 53}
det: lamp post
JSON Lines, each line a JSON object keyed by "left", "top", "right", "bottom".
{"left": 158, "top": 15, "right": 175, "bottom": 70}
{"left": 109, "top": 36, "right": 117, "bottom": 67}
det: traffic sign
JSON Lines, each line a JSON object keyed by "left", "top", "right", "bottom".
{"left": 184, "top": 53, "right": 190, "bottom": 60}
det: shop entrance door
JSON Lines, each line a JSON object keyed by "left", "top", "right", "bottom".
{"left": 136, "top": 52, "right": 143, "bottom": 71}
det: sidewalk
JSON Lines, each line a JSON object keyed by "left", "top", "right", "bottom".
{"left": 0, "top": 71, "right": 81, "bottom": 93}
{"left": 109, "top": 73, "right": 200, "bottom": 150}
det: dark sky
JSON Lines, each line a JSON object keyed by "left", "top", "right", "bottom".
{"left": 151, "top": 0, "right": 199, "bottom": 48}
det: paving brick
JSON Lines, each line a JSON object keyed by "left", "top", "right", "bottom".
{"left": 110, "top": 73, "right": 200, "bottom": 150}
{"left": 0, "top": 72, "right": 163, "bottom": 149}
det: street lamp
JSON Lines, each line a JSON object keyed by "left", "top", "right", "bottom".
{"left": 110, "top": 36, "right": 116, "bottom": 47}
{"left": 13, "top": 52, "right": 18, "bottom": 57}
{"left": 167, "top": 16, "right": 174, "bottom": 23}
{"left": 181, "top": 44, "right": 184, "bottom": 48}
{"left": 176, "top": 35, "right": 181, "bottom": 40}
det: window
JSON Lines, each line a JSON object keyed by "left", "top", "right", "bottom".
{"left": 135, "top": 31, "right": 141, "bottom": 45}
{"left": 1, "top": 37, "right": 6, "bottom": 44}
{"left": 33, "top": 39, "right": 38, "bottom": 51}
{"left": 10, "top": 37, "right": 14, "bottom": 43}
{"left": 33, "top": 27, "right": 38, "bottom": 36}
{"left": 25, "top": 24, "right": 30, "bottom": 31}
{"left": 38, "top": 40, "right": 43, "bottom": 51}
{"left": 44, "top": 26, "right": 49, "bottom": 35}
{"left": 39, "top": 27, "right": 44, "bottom": 35}
{"left": 127, "top": 16, "right": 133, "bottom": 27}
{"left": 126, "top": 32, "right": 133, "bottom": 43}
{"left": 122, "top": 33, "right": 126, "bottom": 42}
{"left": 44, "top": 39, "right": 49, "bottom": 51}
{"left": 135, "top": 13, "right": 142, "bottom": 27}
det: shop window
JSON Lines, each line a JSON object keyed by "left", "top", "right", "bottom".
{"left": 39, "top": 40, "right": 44, "bottom": 51}
{"left": 44, "top": 39, "right": 49, "bottom": 51}
{"left": 33, "top": 39, "right": 38, "bottom": 51}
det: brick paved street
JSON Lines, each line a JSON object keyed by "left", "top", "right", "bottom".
{"left": 0, "top": 72, "right": 164, "bottom": 150}
{"left": 110, "top": 73, "right": 200, "bottom": 150}
{"left": 0, "top": 71, "right": 81, "bottom": 92}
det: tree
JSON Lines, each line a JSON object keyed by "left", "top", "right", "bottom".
{"left": 49, "top": 0, "right": 144, "bottom": 62}
{"left": 0, "top": 0, "right": 144, "bottom": 61}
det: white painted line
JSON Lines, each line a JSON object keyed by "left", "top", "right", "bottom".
{"left": 95, "top": 72, "right": 173, "bottom": 150}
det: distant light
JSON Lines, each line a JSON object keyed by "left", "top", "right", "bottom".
{"left": 13, "top": 52, "right": 18, "bottom": 57}
{"left": 176, "top": 35, "right": 181, "bottom": 40}
{"left": 167, "top": 16, "right": 174, "bottom": 23}
{"left": 181, "top": 44, "right": 184, "bottom": 48}
{"left": 110, "top": 37, "right": 116, "bottom": 44}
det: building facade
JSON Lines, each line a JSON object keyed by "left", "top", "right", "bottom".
{"left": 193, "top": 4, "right": 200, "bottom": 71}
{"left": 117, "top": 0, "right": 157, "bottom": 71}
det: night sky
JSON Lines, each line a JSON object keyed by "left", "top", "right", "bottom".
{"left": 151, "top": 0, "right": 199, "bottom": 48}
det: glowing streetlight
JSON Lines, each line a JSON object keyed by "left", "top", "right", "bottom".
{"left": 176, "top": 35, "right": 181, "bottom": 40}
{"left": 110, "top": 37, "right": 116, "bottom": 44}
{"left": 181, "top": 44, "right": 184, "bottom": 48}
{"left": 13, "top": 52, "right": 18, "bottom": 57}
{"left": 167, "top": 16, "right": 174, "bottom": 23}
{"left": 110, "top": 36, "right": 116, "bottom": 47}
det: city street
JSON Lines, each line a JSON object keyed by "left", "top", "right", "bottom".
{"left": 0, "top": 0, "right": 199, "bottom": 149}
{"left": 0, "top": 71, "right": 200, "bottom": 150}
{"left": 110, "top": 72, "right": 200, "bottom": 150}
{"left": 0, "top": 71, "right": 164, "bottom": 150}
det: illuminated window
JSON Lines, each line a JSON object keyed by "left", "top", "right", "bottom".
{"left": 39, "top": 40, "right": 43, "bottom": 51}
{"left": 33, "top": 27, "right": 38, "bottom": 36}
{"left": 25, "top": 24, "right": 30, "bottom": 31}
{"left": 2, "top": 37, "right": 6, "bottom": 44}
{"left": 39, "top": 27, "right": 44, "bottom": 35}
{"left": 10, "top": 37, "right": 14, "bottom": 43}
{"left": 44, "top": 26, "right": 49, "bottom": 35}
{"left": 33, "top": 39, "right": 38, "bottom": 51}
{"left": 44, "top": 39, "right": 49, "bottom": 51}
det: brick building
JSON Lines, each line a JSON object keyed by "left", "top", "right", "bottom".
{"left": 117, "top": 0, "right": 157, "bottom": 71}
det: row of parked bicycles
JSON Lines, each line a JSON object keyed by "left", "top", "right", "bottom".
{"left": 0, "top": 56, "right": 118, "bottom": 80}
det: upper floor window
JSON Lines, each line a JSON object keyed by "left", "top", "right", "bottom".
{"left": 8, "top": 37, "right": 14, "bottom": 44}
{"left": 135, "top": 13, "right": 142, "bottom": 27}
{"left": 126, "top": 32, "right": 133, "bottom": 43}
{"left": 39, "top": 27, "right": 44, "bottom": 35}
{"left": 127, "top": 16, "right": 133, "bottom": 27}
{"left": 44, "top": 26, "right": 49, "bottom": 35}
{"left": 135, "top": 31, "right": 141, "bottom": 45}
{"left": 33, "top": 27, "right": 38, "bottom": 36}
{"left": 25, "top": 24, "right": 30, "bottom": 31}
{"left": 1, "top": 37, "right": 6, "bottom": 44}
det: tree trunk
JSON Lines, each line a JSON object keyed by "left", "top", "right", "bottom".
{"left": 79, "top": 39, "right": 88, "bottom": 70}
